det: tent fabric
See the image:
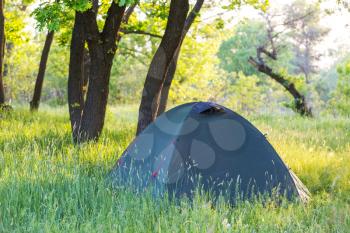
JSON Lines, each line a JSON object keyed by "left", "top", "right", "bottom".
{"left": 110, "top": 102, "right": 310, "bottom": 203}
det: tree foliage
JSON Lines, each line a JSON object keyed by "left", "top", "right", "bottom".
{"left": 0, "top": 0, "right": 348, "bottom": 120}
{"left": 329, "top": 61, "right": 350, "bottom": 116}
{"left": 218, "top": 20, "right": 267, "bottom": 76}
{"left": 284, "top": 0, "right": 329, "bottom": 80}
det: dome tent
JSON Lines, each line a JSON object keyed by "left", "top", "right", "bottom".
{"left": 110, "top": 102, "right": 310, "bottom": 203}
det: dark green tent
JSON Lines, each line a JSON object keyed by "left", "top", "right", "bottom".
{"left": 110, "top": 102, "right": 310, "bottom": 203}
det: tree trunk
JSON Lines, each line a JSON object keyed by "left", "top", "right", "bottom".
{"left": 73, "top": 2, "right": 125, "bottom": 142}
{"left": 68, "top": 0, "right": 131, "bottom": 143}
{"left": 68, "top": 12, "right": 86, "bottom": 142}
{"left": 30, "top": 31, "right": 54, "bottom": 111}
{"left": 0, "top": 0, "right": 5, "bottom": 105}
{"left": 78, "top": 48, "right": 111, "bottom": 141}
{"left": 157, "top": 50, "right": 180, "bottom": 115}
{"left": 136, "top": 0, "right": 190, "bottom": 135}
{"left": 82, "top": 48, "right": 90, "bottom": 97}
{"left": 249, "top": 57, "right": 313, "bottom": 117}
{"left": 3, "top": 42, "right": 12, "bottom": 78}
{"left": 156, "top": 0, "right": 204, "bottom": 116}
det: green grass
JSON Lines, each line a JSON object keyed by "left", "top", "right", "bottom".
{"left": 0, "top": 106, "right": 349, "bottom": 232}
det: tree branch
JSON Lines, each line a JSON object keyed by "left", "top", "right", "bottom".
{"left": 248, "top": 56, "right": 303, "bottom": 100}
{"left": 283, "top": 9, "right": 315, "bottom": 27}
{"left": 82, "top": 8, "right": 100, "bottom": 43}
{"left": 183, "top": 0, "right": 205, "bottom": 35}
{"left": 119, "top": 48, "right": 148, "bottom": 66}
{"left": 120, "top": 29, "right": 162, "bottom": 38}
{"left": 122, "top": 2, "right": 137, "bottom": 24}
{"left": 101, "top": 1, "right": 126, "bottom": 47}
{"left": 258, "top": 46, "right": 277, "bottom": 61}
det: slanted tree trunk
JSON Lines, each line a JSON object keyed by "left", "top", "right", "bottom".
{"left": 68, "top": 12, "right": 86, "bottom": 142}
{"left": 157, "top": 0, "right": 204, "bottom": 116}
{"left": 248, "top": 12, "right": 313, "bottom": 117}
{"left": 0, "top": 0, "right": 5, "bottom": 105}
{"left": 249, "top": 56, "right": 313, "bottom": 117}
{"left": 156, "top": 51, "right": 179, "bottom": 115}
{"left": 30, "top": 31, "right": 55, "bottom": 111}
{"left": 136, "top": 0, "right": 190, "bottom": 135}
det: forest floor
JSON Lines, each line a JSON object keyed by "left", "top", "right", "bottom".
{"left": 0, "top": 106, "right": 349, "bottom": 232}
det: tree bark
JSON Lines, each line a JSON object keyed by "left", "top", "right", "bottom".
{"left": 136, "top": 0, "right": 190, "bottom": 135}
{"left": 68, "top": 12, "right": 86, "bottom": 142}
{"left": 30, "top": 31, "right": 55, "bottom": 111}
{"left": 3, "top": 42, "right": 12, "bottom": 78}
{"left": 71, "top": 2, "right": 125, "bottom": 142}
{"left": 82, "top": 48, "right": 90, "bottom": 97}
{"left": 68, "top": 0, "right": 134, "bottom": 143}
{"left": 157, "top": 49, "right": 179, "bottom": 115}
{"left": 249, "top": 57, "right": 313, "bottom": 117}
{"left": 157, "top": 0, "right": 204, "bottom": 116}
{"left": 0, "top": 0, "right": 5, "bottom": 105}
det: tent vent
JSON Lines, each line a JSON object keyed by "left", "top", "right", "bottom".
{"left": 192, "top": 102, "right": 226, "bottom": 114}
{"left": 200, "top": 106, "right": 225, "bottom": 115}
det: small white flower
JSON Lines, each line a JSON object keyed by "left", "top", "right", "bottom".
{"left": 222, "top": 218, "right": 232, "bottom": 230}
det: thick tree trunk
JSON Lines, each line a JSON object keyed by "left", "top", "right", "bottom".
{"left": 30, "top": 31, "right": 54, "bottom": 111}
{"left": 156, "top": 0, "right": 204, "bottom": 116}
{"left": 137, "top": 0, "right": 190, "bottom": 135}
{"left": 0, "top": 0, "right": 5, "bottom": 105}
{"left": 75, "top": 2, "right": 125, "bottom": 142}
{"left": 249, "top": 57, "right": 313, "bottom": 117}
{"left": 78, "top": 49, "right": 111, "bottom": 141}
{"left": 68, "top": 12, "right": 86, "bottom": 142}
{"left": 68, "top": 1, "right": 130, "bottom": 143}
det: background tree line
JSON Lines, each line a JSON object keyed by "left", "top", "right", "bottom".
{"left": 0, "top": 0, "right": 349, "bottom": 143}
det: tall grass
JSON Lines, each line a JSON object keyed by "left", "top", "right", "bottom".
{"left": 0, "top": 107, "right": 349, "bottom": 232}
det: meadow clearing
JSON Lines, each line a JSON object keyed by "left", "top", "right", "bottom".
{"left": 0, "top": 106, "right": 349, "bottom": 233}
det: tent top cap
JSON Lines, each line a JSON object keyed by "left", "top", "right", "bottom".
{"left": 191, "top": 102, "right": 227, "bottom": 115}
